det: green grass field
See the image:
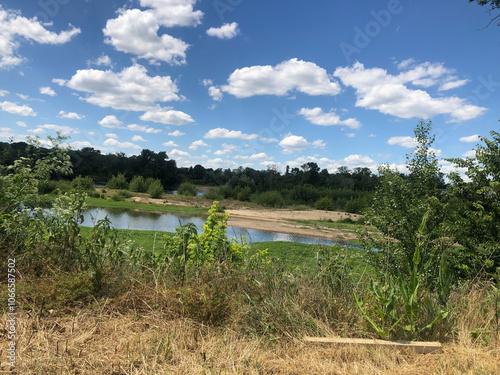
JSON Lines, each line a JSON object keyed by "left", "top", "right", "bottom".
{"left": 85, "top": 197, "right": 208, "bottom": 215}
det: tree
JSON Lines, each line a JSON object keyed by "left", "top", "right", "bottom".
{"left": 469, "top": 0, "right": 500, "bottom": 27}
{"left": 446, "top": 128, "right": 500, "bottom": 278}
{"left": 364, "top": 121, "right": 447, "bottom": 278}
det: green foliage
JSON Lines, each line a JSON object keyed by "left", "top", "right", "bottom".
{"left": 314, "top": 197, "right": 335, "bottom": 211}
{"left": 177, "top": 182, "right": 197, "bottom": 196}
{"left": 236, "top": 186, "right": 252, "bottom": 201}
{"left": 446, "top": 129, "right": 500, "bottom": 278}
{"left": 106, "top": 173, "right": 129, "bottom": 190}
{"left": 129, "top": 175, "right": 147, "bottom": 193}
{"left": 72, "top": 175, "right": 95, "bottom": 191}
{"left": 147, "top": 179, "right": 164, "bottom": 198}
{"left": 253, "top": 191, "right": 285, "bottom": 208}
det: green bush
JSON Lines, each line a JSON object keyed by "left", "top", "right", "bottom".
{"left": 148, "top": 179, "right": 164, "bottom": 199}
{"left": 178, "top": 182, "right": 197, "bottom": 196}
{"left": 314, "top": 197, "right": 335, "bottom": 211}
{"left": 129, "top": 176, "right": 147, "bottom": 193}
{"left": 118, "top": 190, "right": 133, "bottom": 198}
{"left": 72, "top": 175, "right": 95, "bottom": 191}
{"left": 37, "top": 180, "right": 56, "bottom": 194}
{"left": 203, "top": 188, "right": 223, "bottom": 200}
{"left": 111, "top": 193, "right": 124, "bottom": 201}
{"left": 236, "top": 186, "right": 252, "bottom": 202}
{"left": 253, "top": 191, "right": 285, "bottom": 208}
{"left": 106, "top": 173, "right": 128, "bottom": 190}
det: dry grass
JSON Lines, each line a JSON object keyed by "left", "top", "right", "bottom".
{"left": 2, "top": 279, "right": 499, "bottom": 374}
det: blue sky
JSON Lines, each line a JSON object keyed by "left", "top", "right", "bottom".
{"left": 0, "top": 0, "right": 498, "bottom": 174}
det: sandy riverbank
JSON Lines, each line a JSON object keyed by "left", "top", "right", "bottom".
{"left": 127, "top": 195, "right": 362, "bottom": 241}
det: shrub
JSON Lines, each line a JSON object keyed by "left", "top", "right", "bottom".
{"left": 37, "top": 180, "right": 56, "bottom": 194}
{"left": 118, "top": 190, "right": 133, "bottom": 198}
{"left": 253, "top": 191, "right": 285, "bottom": 208}
{"left": 236, "top": 186, "right": 252, "bottom": 202}
{"left": 178, "top": 182, "right": 197, "bottom": 196}
{"left": 148, "top": 179, "right": 164, "bottom": 198}
{"left": 203, "top": 188, "right": 223, "bottom": 200}
{"left": 129, "top": 176, "right": 147, "bottom": 193}
{"left": 106, "top": 173, "right": 128, "bottom": 190}
{"left": 314, "top": 197, "right": 335, "bottom": 211}
{"left": 111, "top": 193, "right": 124, "bottom": 201}
{"left": 72, "top": 175, "right": 95, "bottom": 191}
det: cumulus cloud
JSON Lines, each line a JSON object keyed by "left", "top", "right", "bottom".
{"left": 99, "top": 115, "right": 123, "bottom": 128}
{"left": 279, "top": 134, "right": 326, "bottom": 154}
{"left": 221, "top": 58, "right": 341, "bottom": 98}
{"left": 204, "top": 127, "right": 258, "bottom": 140}
{"left": 89, "top": 54, "right": 112, "bottom": 67}
{"left": 63, "top": 64, "right": 180, "bottom": 111}
{"left": 103, "top": 9, "right": 189, "bottom": 65}
{"left": 105, "top": 133, "right": 118, "bottom": 139}
{"left": 188, "top": 140, "right": 208, "bottom": 150}
{"left": 286, "top": 154, "right": 378, "bottom": 173}
{"left": 462, "top": 150, "right": 477, "bottom": 157}
{"left": 103, "top": 138, "right": 141, "bottom": 149}
{"left": 387, "top": 136, "right": 442, "bottom": 156}
{"left": 40, "top": 87, "right": 56, "bottom": 96}
{"left": 298, "top": 107, "right": 361, "bottom": 129}
{"left": 208, "top": 86, "right": 223, "bottom": 101}
{"left": 459, "top": 134, "right": 480, "bottom": 143}
{"left": 139, "top": 0, "right": 203, "bottom": 27}
{"left": 0, "top": 101, "right": 36, "bottom": 116}
{"left": 169, "top": 149, "right": 190, "bottom": 158}
{"left": 206, "top": 22, "right": 239, "bottom": 39}
{"left": 126, "top": 124, "right": 162, "bottom": 133}
{"left": 37, "top": 124, "right": 79, "bottom": 135}
{"left": 0, "top": 6, "right": 81, "bottom": 69}
{"left": 334, "top": 62, "right": 486, "bottom": 122}
{"left": 168, "top": 130, "right": 185, "bottom": 136}
{"left": 16, "top": 121, "right": 27, "bottom": 127}
{"left": 162, "top": 140, "right": 179, "bottom": 147}
{"left": 0, "top": 89, "right": 8, "bottom": 96}
{"left": 58, "top": 110, "right": 85, "bottom": 120}
{"left": 132, "top": 135, "right": 147, "bottom": 142}
{"left": 140, "top": 108, "right": 194, "bottom": 125}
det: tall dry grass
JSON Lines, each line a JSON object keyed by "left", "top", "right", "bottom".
{"left": 1, "top": 269, "right": 499, "bottom": 374}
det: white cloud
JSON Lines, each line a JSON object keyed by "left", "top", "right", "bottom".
{"left": 103, "top": 9, "right": 189, "bottom": 65}
{"left": 28, "top": 128, "right": 45, "bottom": 134}
{"left": 206, "top": 22, "right": 240, "bottom": 39}
{"left": 168, "top": 130, "right": 185, "bottom": 136}
{"left": 439, "top": 79, "right": 469, "bottom": 91}
{"left": 298, "top": 107, "right": 361, "bottom": 129}
{"left": 52, "top": 78, "right": 66, "bottom": 86}
{"left": 16, "top": 121, "right": 27, "bottom": 127}
{"left": 462, "top": 150, "right": 477, "bottom": 157}
{"left": 396, "top": 61, "right": 454, "bottom": 88}
{"left": 214, "top": 149, "right": 231, "bottom": 156}
{"left": 132, "top": 135, "right": 147, "bottom": 142}
{"left": 39, "top": 87, "right": 56, "bottom": 96}
{"left": 312, "top": 139, "right": 326, "bottom": 149}
{"left": 0, "top": 89, "right": 8, "bottom": 96}
{"left": 58, "top": 110, "right": 85, "bottom": 120}
{"left": 249, "top": 152, "right": 269, "bottom": 161}
{"left": 208, "top": 86, "right": 223, "bottom": 101}
{"left": 105, "top": 133, "right": 118, "bottom": 139}
{"left": 279, "top": 134, "right": 310, "bottom": 154}
{"left": 387, "top": 136, "right": 442, "bottom": 156}
{"left": 126, "top": 124, "right": 162, "bottom": 133}
{"left": 103, "top": 138, "right": 141, "bottom": 149}
{"left": 346, "top": 133, "right": 356, "bottom": 138}
{"left": 162, "top": 140, "right": 179, "bottom": 147}
{"left": 204, "top": 127, "right": 258, "bottom": 140}
{"left": 140, "top": 108, "right": 194, "bottom": 125}
{"left": 99, "top": 115, "right": 123, "bottom": 128}
{"left": 260, "top": 137, "right": 279, "bottom": 143}
{"left": 387, "top": 136, "right": 416, "bottom": 148}
{"left": 189, "top": 140, "right": 208, "bottom": 150}
{"left": 38, "top": 124, "right": 78, "bottom": 135}
{"left": 0, "top": 6, "right": 81, "bottom": 69}
{"left": 65, "top": 64, "right": 180, "bottom": 111}
{"left": 70, "top": 141, "right": 97, "bottom": 149}
{"left": 221, "top": 58, "right": 341, "bottom": 98}
{"left": 201, "top": 79, "right": 213, "bottom": 86}
{"left": 89, "top": 54, "right": 112, "bottom": 67}
{"left": 139, "top": 0, "right": 203, "bottom": 27}
{"left": 459, "top": 134, "right": 480, "bottom": 143}
{"left": 334, "top": 62, "right": 486, "bottom": 122}
{"left": 169, "top": 149, "right": 190, "bottom": 158}
{"left": 0, "top": 101, "right": 36, "bottom": 116}
{"left": 88, "top": 131, "right": 97, "bottom": 137}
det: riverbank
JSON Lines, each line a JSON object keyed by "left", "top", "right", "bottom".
{"left": 88, "top": 191, "right": 369, "bottom": 242}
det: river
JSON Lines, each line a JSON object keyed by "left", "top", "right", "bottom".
{"left": 81, "top": 207, "right": 357, "bottom": 247}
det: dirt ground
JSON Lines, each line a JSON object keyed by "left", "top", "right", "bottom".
{"left": 127, "top": 195, "right": 363, "bottom": 241}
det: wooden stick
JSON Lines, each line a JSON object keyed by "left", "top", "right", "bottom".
{"left": 304, "top": 337, "right": 443, "bottom": 354}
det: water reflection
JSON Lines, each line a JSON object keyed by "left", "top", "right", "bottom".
{"left": 82, "top": 207, "right": 356, "bottom": 247}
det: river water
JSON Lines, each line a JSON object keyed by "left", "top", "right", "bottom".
{"left": 81, "top": 207, "right": 356, "bottom": 247}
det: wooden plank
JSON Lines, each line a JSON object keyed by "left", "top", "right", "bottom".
{"left": 304, "top": 337, "right": 443, "bottom": 354}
